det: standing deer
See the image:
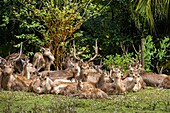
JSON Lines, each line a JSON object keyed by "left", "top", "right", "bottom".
{"left": 73, "top": 39, "right": 98, "bottom": 82}
{"left": 33, "top": 46, "right": 55, "bottom": 71}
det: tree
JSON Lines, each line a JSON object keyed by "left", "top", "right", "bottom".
{"left": 0, "top": 0, "right": 100, "bottom": 68}
{"left": 130, "top": 0, "right": 170, "bottom": 72}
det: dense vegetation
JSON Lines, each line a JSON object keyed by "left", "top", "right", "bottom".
{"left": 0, "top": 0, "right": 170, "bottom": 72}
{"left": 0, "top": 88, "right": 170, "bottom": 113}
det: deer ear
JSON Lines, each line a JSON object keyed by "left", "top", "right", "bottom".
{"left": 40, "top": 47, "right": 45, "bottom": 52}
{"left": 49, "top": 44, "right": 53, "bottom": 51}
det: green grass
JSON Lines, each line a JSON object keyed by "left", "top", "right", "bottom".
{"left": 0, "top": 87, "right": 170, "bottom": 113}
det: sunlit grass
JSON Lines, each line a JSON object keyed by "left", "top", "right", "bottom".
{"left": 0, "top": 87, "right": 169, "bottom": 113}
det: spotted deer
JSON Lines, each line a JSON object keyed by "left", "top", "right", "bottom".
{"left": 1, "top": 62, "right": 29, "bottom": 91}
{"left": 21, "top": 59, "right": 37, "bottom": 79}
{"left": 110, "top": 67, "right": 140, "bottom": 94}
{"left": 5, "top": 43, "right": 27, "bottom": 73}
{"left": 38, "top": 60, "right": 81, "bottom": 82}
{"left": 51, "top": 80, "right": 109, "bottom": 99}
{"left": 73, "top": 39, "right": 98, "bottom": 82}
{"left": 33, "top": 46, "right": 55, "bottom": 71}
{"left": 29, "top": 72, "right": 54, "bottom": 94}
{"left": 132, "top": 61, "right": 167, "bottom": 87}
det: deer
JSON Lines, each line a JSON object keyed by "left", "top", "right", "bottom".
{"left": 38, "top": 60, "right": 81, "bottom": 82}
{"left": 32, "top": 46, "right": 55, "bottom": 72}
{"left": 88, "top": 66, "right": 116, "bottom": 95}
{"left": 5, "top": 43, "right": 28, "bottom": 73}
{"left": 1, "top": 62, "right": 29, "bottom": 91}
{"left": 132, "top": 61, "right": 167, "bottom": 87}
{"left": 123, "top": 63, "right": 146, "bottom": 90}
{"left": 73, "top": 39, "right": 98, "bottom": 82}
{"left": 110, "top": 67, "right": 141, "bottom": 94}
{"left": 21, "top": 59, "right": 37, "bottom": 79}
{"left": 29, "top": 72, "right": 54, "bottom": 94}
{"left": 51, "top": 80, "right": 109, "bottom": 99}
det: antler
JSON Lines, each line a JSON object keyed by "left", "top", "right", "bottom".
{"left": 88, "top": 39, "right": 98, "bottom": 62}
{"left": 73, "top": 40, "right": 81, "bottom": 61}
{"left": 13, "top": 42, "right": 23, "bottom": 61}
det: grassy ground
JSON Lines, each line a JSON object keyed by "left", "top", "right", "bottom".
{"left": 0, "top": 87, "right": 169, "bottom": 113}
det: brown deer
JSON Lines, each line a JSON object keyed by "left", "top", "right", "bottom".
{"left": 5, "top": 43, "right": 27, "bottom": 73}
{"left": 51, "top": 80, "right": 109, "bottom": 99}
{"left": 77, "top": 80, "right": 110, "bottom": 99}
{"left": 29, "top": 72, "right": 54, "bottom": 94}
{"left": 134, "top": 62, "right": 167, "bottom": 87}
{"left": 124, "top": 64, "right": 146, "bottom": 91}
{"left": 21, "top": 59, "right": 37, "bottom": 79}
{"left": 1, "top": 62, "right": 15, "bottom": 90}
{"left": 38, "top": 61, "right": 81, "bottom": 82}
{"left": 33, "top": 46, "right": 54, "bottom": 71}
{"left": 110, "top": 67, "right": 140, "bottom": 94}
{"left": 1, "top": 62, "right": 29, "bottom": 91}
{"left": 73, "top": 39, "right": 98, "bottom": 82}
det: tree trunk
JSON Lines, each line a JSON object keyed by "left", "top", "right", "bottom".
{"left": 141, "top": 38, "right": 145, "bottom": 68}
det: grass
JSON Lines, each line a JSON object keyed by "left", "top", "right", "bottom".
{"left": 0, "top": 87, "right": 170, "bottom": 113}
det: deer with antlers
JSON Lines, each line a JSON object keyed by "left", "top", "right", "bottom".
{"left": 73, "top": 39, "right": 98, "bottom": 82}
{"left": 0, "top": 61, "right": 30, "bottom": 91}
{"left": 5, "top": 43, "right": 28, "bottom": 73}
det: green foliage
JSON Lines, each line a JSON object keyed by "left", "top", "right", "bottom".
{"left": 0, "top": 0, "right": 101, "bottom": 67}
{"left": 156, "top": 37, "right": 170, "bottom": 60}
{"left": 144, "top": 35, "right": 157, "bottom": 71}
{"left": 103, "top": 53, "right": 134, "bottom": 71}
{"left": 131, "top": 0, "right": 170, "bottom": 34}
{"left": 144, "top": 35, "right": 170, "bottom": 72}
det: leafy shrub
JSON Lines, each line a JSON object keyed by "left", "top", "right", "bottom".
{"left": 103, "top": 53, "right": 134, "bottom": 72}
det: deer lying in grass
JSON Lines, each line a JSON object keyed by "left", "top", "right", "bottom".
{"left": 51, "top": 80, "right": 109, "bottom": 99}
{"left": 33, "top": 46, "right": 55, "bottom": 71}
{"left": 29, "top": 73, "right": 54, "bottom": 94}
{"left": 134, "top": 62, "right": 167, "bottom": 87}
{"left": 38, "top": 61, "right": 81, "bottom": 82}
{"left": 86, "top": 65, "right": 116, "bottom": 95}
{"left": 125, "top": 64, "right": 146, "bottom": 91}
{"left": 110, "top": 67, "right": 141, "bottom": 94}
{"left": 1, "top": 62, "right": 29, "bottom": 91}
